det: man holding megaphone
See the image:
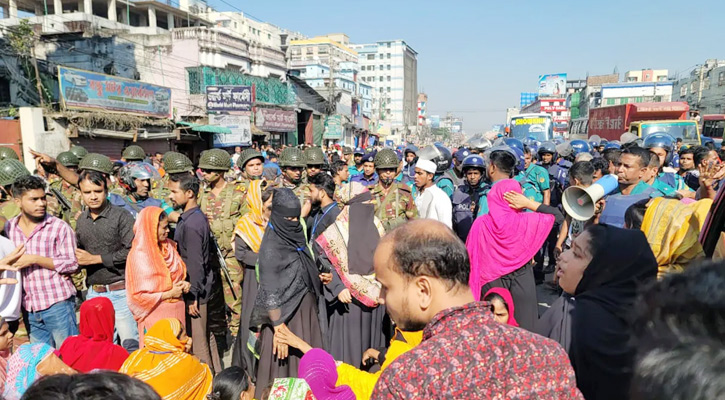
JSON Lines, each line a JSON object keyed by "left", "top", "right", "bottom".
{"left": 592, "top": 147, "right": 662, "bottom": 228}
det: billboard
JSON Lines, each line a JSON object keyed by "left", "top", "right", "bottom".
{"left": 323, "top": 115, "right": 343, "bottom": 140}
{"left": 209, "top": 114, "right": 251, "bottom": 147}
{"left": 429, "top": 115, "right": 440, "bottom": 129}
{"left": 206, "top": 85, "right": 252, "bottom": 112}
{"left": 538, "top": 73, "right": 567, "bottom": 97}
{"left": 58, "top": 66, "right": 171, "bottom": 118}
{"left": 255, "top": 108, "right": 297, "bottom": 132}
{"left": 520, "top": 92, "right": 538, "bottom": 108}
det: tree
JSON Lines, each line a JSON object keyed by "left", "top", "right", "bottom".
{"left": 6, "top": 20, "right": 46, "bottom": 106}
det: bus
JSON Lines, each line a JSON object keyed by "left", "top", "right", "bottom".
{"left": 509, "top": 114, "right": 554, "bottom": 142}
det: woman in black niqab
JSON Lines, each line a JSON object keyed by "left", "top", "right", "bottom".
{"left": 252, "top": 188, "right": 324, "bottom": 398}
{"left": 569, "top": 224, "right": 657, "bottom": 400}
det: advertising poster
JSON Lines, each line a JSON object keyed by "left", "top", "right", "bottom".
{"left": 209, "top": 114, "right": 251, "bottom": 147}
{"left": 538, "top": 73, "right": 567, "bottom": 97}
{"left": 323, "top": 115, "right": 343, "bottom": 140}
{"left": 58, "top": 66, "right": 171, "bottom": 118}
{"left": 206, "top": 85, "right": 253, "bottom": 112}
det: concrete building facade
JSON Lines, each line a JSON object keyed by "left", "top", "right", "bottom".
{"left": 672, "top": 59, "right": 725, "bottom": 115}
{"left": 351, "top": 40, "right": 417, "bottom": 135}
{"left": 624, "top": 69, "right": 669, "bottom": 83}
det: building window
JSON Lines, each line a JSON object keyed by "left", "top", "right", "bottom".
{"left": 387, "top": 53, "right": 391, "bottom": 59}
{"left": 306, "top": 47, "right": 313, "bottom": 54}
{"left": 387, "top": 65, "right": 391, "bottom": 71}
{"left": 379, "top": 54, "right": 384, "bottom": 59}
{"left": 719, "top": 71, "right": 725, "bottom": 86}
{"left": 387, "top": 76, "right": 391, "bottom": 82}
{"left": 379, "top": 65, "right": 383, "bottom": 70}
{"left": 680, "top": 85, "right": 687, "bottom": 97}
{"left": 387, "top": 42, "right": 391, "bottom": 48}
{"left": 635, "top": 97, "right": 643, "bottom": 103}
{"left": 367, "top": 54, "right": 375, "bottom": 60}
{"left": 380, "top": 76, "right": 384, "bottom": 82}
{"left": 370, "top": 66, "right": 375, "bottom": 71}
{"left": 380, "top": 88, "right": 384, "bottom": 93}
{"left": 607, "top": 98, "right": 615, "bottom": 105}
{"left": 387, "top": 87, "right": 391, "bottom": 93}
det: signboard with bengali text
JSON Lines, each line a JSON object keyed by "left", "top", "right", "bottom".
{"left": 255, "top": 108, "right": 297, "bottom": 132}
{"left": 206, "top": 85, "right": 253, "bottom": 112}
{"left": 58, "top": 66, "right": 171, "bottom": 118}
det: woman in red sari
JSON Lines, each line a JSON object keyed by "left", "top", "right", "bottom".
{"left": 125, "top": 207, "right": 190, "bottom": 345}
{"left": 58, "top": 297, "right": 129, "bottom": 372}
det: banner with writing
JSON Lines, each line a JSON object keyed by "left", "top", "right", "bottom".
{"left": 206, "top": 85, "right": 253, "bottom": 112}
{"left": 58, "top": 66, "right": 171, "bottom": 118}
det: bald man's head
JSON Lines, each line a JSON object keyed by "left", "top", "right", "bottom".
{"left": 378, "top": 219, "right": 470, "bottom": 288}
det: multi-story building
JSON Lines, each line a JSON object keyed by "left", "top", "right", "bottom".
{"left": 577, "top": 73, "right": 620, "bottom": 119}
{"left": 351, "top": 40, "right": 418, "bottom": 136}
{"left": 417, "top": 93, "right": 427, "bottom": 126}
{"left": 624, "top": 69, "right": 669, "bottom": 83}
{"left": 287, "top": 34, "right": 358, "bottom": 71}
{"left": 671, "top": 59, "right": 725, "bottom": 115}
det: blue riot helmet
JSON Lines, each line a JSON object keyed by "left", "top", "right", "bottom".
{"left": 453, "top": 148, "right": 471, "bottom": 163}
{"left": 461, "top": 154, "right": 485, "bottom": 171}
{"left": 599, "top": 138, "right": 609, "bottom": 148}
{"left": 485, "top": 145, "right": 525, "bottom": 173}
{"left": 604, "top": 142, "right": 622, "bottom": 150}
{"left": 404, "top": 144, "right": 418, "bottom": 156}
{"left": 503, "top": 138, "right": 525, "bottom": 154}
{"left": 461, "top": 154, "right": 485, "bottom": 186}
{"left": 570, "top": 139, "right": 592, "bottom": 156}
{"left": 523, "top": 138, "right": 540, "bottom": 153}
{"left": 643, "top": 132, "right": 675, "bottom": 166}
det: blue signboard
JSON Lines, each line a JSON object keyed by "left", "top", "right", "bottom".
{"left": 206, "top": 85, "right": 253, "bottom": 112}
{"left": 58, "top": 66, "right": 171, "bottom": 118}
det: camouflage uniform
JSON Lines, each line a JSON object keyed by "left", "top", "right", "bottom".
{"left": 150, "top": 174, "right": 170, "bottom": 202}
{"left": 370, "top": 182, "right": 418, "bottom": 233}
{"left": 47, "top": 178, "right": 83, "bottom": 230}
{"left": 0, "top": 201, "right": 20, "bottom": 221}
{"left": 273, "top": 175, "right": 309, "bottom": 206}
{"left": 199, "top": 181, "right": 248, "bottom": 336}
{"left": 108, "top": 180, "right": 125, "bottom": 196}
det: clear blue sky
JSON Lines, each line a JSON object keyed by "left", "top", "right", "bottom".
{"left": 211, "top": 0, "right": 725, "bottom": 133}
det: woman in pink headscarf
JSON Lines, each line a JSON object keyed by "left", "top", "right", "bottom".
{"left": 466, "top": 179, "right": 562, "bottom": 331}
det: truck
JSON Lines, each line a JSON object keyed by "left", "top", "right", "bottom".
{"left": 508, "top": 113, "right": 554, "bottom": 142}
{"left": 587, "top": 102, "right": 700, "bottom": 145}
{"left": 701, "top": 114, "right": 725, "bottom": 148}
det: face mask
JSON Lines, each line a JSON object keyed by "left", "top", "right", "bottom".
{"left": 380, "top": 177, "right": 394, "bottom": 186}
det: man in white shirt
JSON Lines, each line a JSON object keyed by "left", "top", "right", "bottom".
{"left": 0, "top": 236, "right": 24, "bottom": 334}
{"left": 413, "top": 159, "right": 453, "bottom": 228}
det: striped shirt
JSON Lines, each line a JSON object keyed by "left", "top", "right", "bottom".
{"left": 6, "top": 214, "right": 78, "bottom": 312}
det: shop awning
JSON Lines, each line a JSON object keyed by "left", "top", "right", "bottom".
{"left": 176, "top": 121, "right": 231, "bottom": 134}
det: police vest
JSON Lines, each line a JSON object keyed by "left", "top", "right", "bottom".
{"left": 599, "top": 190, "right": 655, "bottom": 228}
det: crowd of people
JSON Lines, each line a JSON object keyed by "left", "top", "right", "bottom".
{"left": 0, "top": 131, "right": 721, "bottom": 400}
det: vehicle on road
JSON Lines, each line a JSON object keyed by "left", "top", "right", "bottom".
{"left": 509, "top": 113, "right": 554, "bottom": 142}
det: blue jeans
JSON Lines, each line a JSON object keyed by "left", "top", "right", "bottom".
{"left": 25, "top": 297, "right": 79, "bottom": 348}
{"left": 87, "top": 287, "right": 139, "bottom": 352}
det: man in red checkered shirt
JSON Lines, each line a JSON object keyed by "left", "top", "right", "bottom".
{"left": 6, "top": 175, "right": 79, "bottom": 347}
{"left": 371, "top": 220, "right": 582, "bottom": 399}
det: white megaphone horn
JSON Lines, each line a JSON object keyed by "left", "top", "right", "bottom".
{"left": 562, "top": 174, "right": 619, "bottom": 221}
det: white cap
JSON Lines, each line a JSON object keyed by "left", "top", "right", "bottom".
{"left": 415, "top": 159, "right": 437, "bottom": 174}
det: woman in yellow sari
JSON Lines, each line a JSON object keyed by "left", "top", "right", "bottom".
{"left": 120, "top": 318, "right": 212, "bottom": 400}
{"left": 231, "top": 180, "right": 273, "bottom": 377}
{"left": 640, "top": 197, "right": 712, "bottom": 279}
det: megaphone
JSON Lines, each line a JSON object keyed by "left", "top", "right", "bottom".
{"left": 562, "top": 174, "right": 619, "bottom": 221}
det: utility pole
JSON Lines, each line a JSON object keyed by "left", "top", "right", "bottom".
{"left": 697, "top": 64, "right": 705, "bottom": 109}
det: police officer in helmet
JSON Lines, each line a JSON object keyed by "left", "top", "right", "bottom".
{"left": 451, "top": 154, "right": 488, "bottom": 242}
